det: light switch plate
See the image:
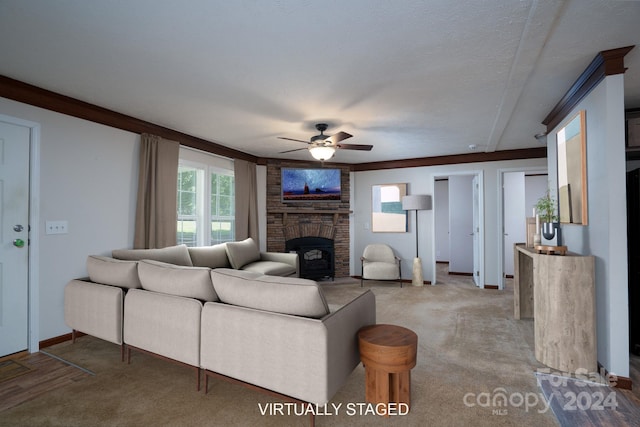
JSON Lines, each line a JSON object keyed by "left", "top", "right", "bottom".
{"left": 45, "top": 220, "right": 68, "bottom": 235}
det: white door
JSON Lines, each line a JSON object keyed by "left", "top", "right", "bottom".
{"left": 448, "top": 175, "right": 474, "bottom": 275}
{"left": 472, "top": 175, "right": 480, "bottom": 287}
{"left": 503, "top": 172, "right": 526, "bottom": 277}
{"left": 0, "top": 121, "right": 30, "bottom": 357}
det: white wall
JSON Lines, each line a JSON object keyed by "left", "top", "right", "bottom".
{"left": 0, "top": 97, "right": 139, "bottom": 342}
{"left": 448, "top": 175, "right": 474, "bottom": 274}
{"left": 434, "top": 180, "right": 450, "bottom": 262}
{"left": 352, "top": 157, "right": 547, "bottom": 285}
{"left": 546, "top": 75, "right": 629, "bottom": 377}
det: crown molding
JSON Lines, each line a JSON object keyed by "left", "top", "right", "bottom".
{"left": 350, "top": 147, "right": 547, "bottom": 172}
{"left": 0, "top": 75, "right": 258, "bottom": 163}
{"left": 542, "top": 46, "right": 635, "bottom": 132}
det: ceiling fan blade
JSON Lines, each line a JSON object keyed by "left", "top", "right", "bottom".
{"left": 279, "top": 147, "right": 308, "bottom": 154}
{"left": 336, "top": 143, "right": 373, "bottom": 151}
{"left": 326, "top": 131, "right": 352, "bottom": 144}
{"left": 277, "top": 136, "right": 311, "bottom": 144}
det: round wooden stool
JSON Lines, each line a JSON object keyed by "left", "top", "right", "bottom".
{"left": 358, "top": 324, "right": 418, "bottom": 416}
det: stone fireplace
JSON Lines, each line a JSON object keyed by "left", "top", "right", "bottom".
{"left": 266, "top": 160, "right": 351, "bottom": 278}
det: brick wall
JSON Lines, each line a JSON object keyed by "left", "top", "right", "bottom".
{"left": 266, "top": 160, "right": 351, "bottom": 278}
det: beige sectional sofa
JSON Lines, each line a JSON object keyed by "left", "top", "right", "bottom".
{"left": 64, "top": 241, "right": 376, "bottom": 413}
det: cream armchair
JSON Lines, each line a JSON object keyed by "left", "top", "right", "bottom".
{"left": 360, "top": 243, "right": 402, "bottom": 287}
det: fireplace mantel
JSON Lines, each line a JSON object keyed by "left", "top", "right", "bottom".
{"left": 270, "top": 209, "right": 352, "bottom": 226}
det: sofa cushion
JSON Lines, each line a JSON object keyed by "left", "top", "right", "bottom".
{"left": 241, "top": 260, "right": 296, "bottom": 277}
{"left": 86, "top": 255, "right": 142, "bottom": 289}
{"left": 225, "top": 238, "right": 260, "bottom": 269}
{"left": 210, "top": 269, "right": 329, "bottom": 318}
{"left": 112, "top": 244, "right": 193, "bottom": 267}
{"left": 188, "top": 244, "right": 230, "bottom": 268}
{"left": 138, "top": 260, "right": 218, "bottom": 302}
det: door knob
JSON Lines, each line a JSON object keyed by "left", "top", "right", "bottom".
{"left": 13, "top": 238, "right": 25, "bottom": 248}
{"left": 14, "top": 224, "right": 24, "bottom": 232}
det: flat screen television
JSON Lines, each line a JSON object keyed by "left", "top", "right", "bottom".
{"left": 281, "top": 167, "right": 342, "bottom": 202}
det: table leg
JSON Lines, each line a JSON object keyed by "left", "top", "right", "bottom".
{"left": 390, "top": 370, "right": 411, "bottom": 408}
{"left": 365, "top": 367, "right": 394, "bottom": 417}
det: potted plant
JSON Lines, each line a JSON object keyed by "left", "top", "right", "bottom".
{"left": 535, "top": 189, "right": 558, "bottom": 240}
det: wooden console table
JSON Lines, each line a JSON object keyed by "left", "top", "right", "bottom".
{"left": 513, "top": 243, "right": 596, "bottom": 373}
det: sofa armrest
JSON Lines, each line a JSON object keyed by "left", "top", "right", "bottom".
{"left": 64, "top": 279, "right": 124, "bottom": 345}
{"left": 321, "top": 290, "right": 376, "bottom": 393}
{"left": 260, "top": 251, "right": 299, "bottom": 277}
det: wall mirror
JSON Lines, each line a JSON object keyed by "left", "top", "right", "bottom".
{"left": 371, "top": 183, "right": 407, "bottom": 232}
{"left": 556, "top": 110, "right": 588, "bottom": 225}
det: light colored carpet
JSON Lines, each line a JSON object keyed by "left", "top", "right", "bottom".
{"left": 0, "top": 274, "right": 562, "bottom": 426}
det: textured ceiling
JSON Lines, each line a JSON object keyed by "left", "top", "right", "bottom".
{"left": 1, "top": 0, "right": 639, "bottom": 164}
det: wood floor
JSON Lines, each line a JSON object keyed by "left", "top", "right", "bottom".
{"left": 538, "top": 372, "right": 640, "bottom": 427}
{"left": 0, "top": 351, "right": 90, "bottom": 412}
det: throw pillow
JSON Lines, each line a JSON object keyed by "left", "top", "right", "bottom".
{"left": 138, "top": 260, "right": 218, "bottom": 302}
{"left": 112, "top": 244, "right": 193, "bottom": 266}
{"left": 86, "top": 256, "right": 142, "bottom": 289}
{"left": 224, "top": 238, "right": 260, "bottom": 269}
{"left": 210, "top": 269, "right": 330, "bottom": 318}
{"left": 188, "top": 243, "right": 230, "bottom": 268}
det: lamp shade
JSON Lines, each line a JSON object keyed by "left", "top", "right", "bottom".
{"left": 402, "top": 194, "right": 432, "bottom": 211}
{"left": 308, "top": 145, "right": 335, "bottom": 161}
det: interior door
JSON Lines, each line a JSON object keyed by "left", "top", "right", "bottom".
{"left": 503, "top": 172, "right": 526, "bottom": 277}
{"left": 0, "top": 120, "right": 30, "bottom": 357}
{"left": 472, "top": 175, "right": 480, "bottom": 287}
{"left": 448, "top": 175, "right": 474, "bottom": 275}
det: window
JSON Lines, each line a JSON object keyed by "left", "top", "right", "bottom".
{"left": 177, "top": 160, "right": 235, "bottom": 246}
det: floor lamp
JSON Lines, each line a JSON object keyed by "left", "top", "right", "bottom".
{"left": 402, "top": 194, "right": 432, "bottom": 286}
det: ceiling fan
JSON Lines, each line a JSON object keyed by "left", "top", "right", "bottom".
{"left": 278, "top": 123, "right": 373, "bottom": 161}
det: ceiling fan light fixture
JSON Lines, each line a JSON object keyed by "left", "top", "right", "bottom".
{"left": 308, "top": 145, "right": 336, "bottom": 161}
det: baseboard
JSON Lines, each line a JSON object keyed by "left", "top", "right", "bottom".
{"left": 484, "top": 284, "right": 499, "bottom": 289}
{"left": 401, "top": 278, "right": 433, "bottom": 285}
{"left": 39, "top": 332, "right": 85, "bottom": 349}
{"left": 436, "top": 261, "right": 449, "bottom": 264}
{"left": 448, "top": 271, "right": 474, "bottom": 276}
{"left": 598, "top": 361, "right": 632, "bottom": 390}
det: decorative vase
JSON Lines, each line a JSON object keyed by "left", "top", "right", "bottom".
{"left": 542, "top": 222, "right": 556, "bottom": 240}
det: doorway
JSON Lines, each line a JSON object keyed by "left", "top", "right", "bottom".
{"left": 432, "top": 171, "right": 484, "bottom": 287}
{"left": 0, "top": 114, "right": 40, "bottom": 356}
{"left": 498, "top": 168, "right": 547, "bottom": 289}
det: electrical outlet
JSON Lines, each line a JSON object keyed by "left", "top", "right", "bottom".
{"left": 45, "top": 220, "right": 68, "bottom": 235}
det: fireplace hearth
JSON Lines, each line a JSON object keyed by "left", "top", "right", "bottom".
{"left": 285, "top": 236, "right": 334, "bottom": 280}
